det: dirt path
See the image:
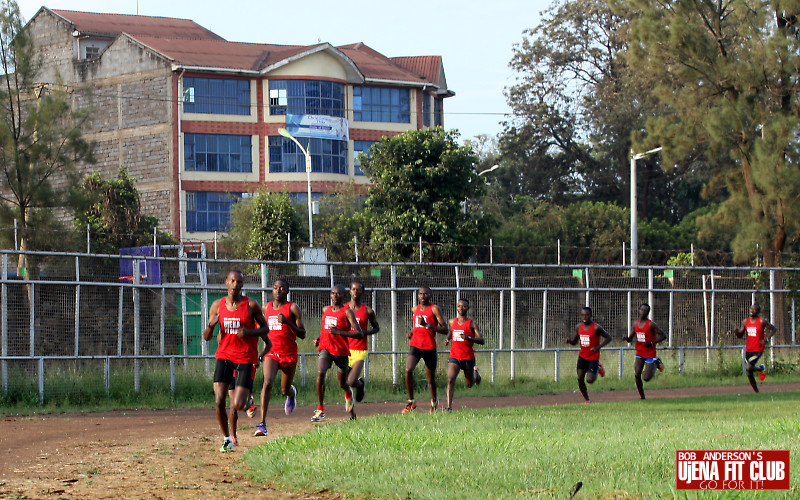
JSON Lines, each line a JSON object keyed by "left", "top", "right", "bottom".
{"left": 1, "top": 382, "right": 798, "bottom": 499}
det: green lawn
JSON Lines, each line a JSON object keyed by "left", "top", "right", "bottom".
{"left": 246, "top": 391, "right": 800, "bottom": 499}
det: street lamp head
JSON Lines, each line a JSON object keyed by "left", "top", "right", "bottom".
{"left": 478, "top": 164, "right": 501, "bottom": 176}
{"left": 278, "top": 127, "right": 292, "bottom": 139}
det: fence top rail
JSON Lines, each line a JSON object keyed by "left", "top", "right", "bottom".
{"left": 1, "top": 249, "right": 799, "bottom": 272}
{"left": 0, "top": 276, "right": 796, "bottom": 295}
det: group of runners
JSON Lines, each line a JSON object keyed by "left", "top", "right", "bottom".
{"left": 204, "top": 269, "right": 776, "bottom": 452}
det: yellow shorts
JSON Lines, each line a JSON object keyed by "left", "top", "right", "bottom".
{"left": 348, "top": 349, "right": 368, "bottom": 366}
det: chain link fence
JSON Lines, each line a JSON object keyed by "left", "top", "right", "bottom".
{"left": 1, "top": 249, "right": 799, "bottom": 405}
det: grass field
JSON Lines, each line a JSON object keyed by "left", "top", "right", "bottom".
{"left": 246, "top": 391, "right": 800, "bottom": 499}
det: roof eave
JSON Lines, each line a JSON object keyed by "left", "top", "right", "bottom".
{"left": 261, "top": 43, "right": 365, "bottom": 83}
{"left": 172, "top": 64, "right": 261, "bottom": 76}
{"left": 365, "top": 77, "right": 428, "bottom": 88}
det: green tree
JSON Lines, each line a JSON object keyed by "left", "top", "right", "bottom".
{"left": 360, "top": 127, "right": 485, "bottom": 261}
{"left": 71, "top": 168, "right": 172, "bottom": 254}
{"left": 629, "top": 0, "right": 800, "bottom": 267}
{"left": 313, "top": 183, "right": 371, "bottom": 262}
{"left": 0, "top": 1, "right": 93, "bottom": 269}
{"left": 502, "top": 0, "right": 709, "bottom": 222}
{"left": 226, "top": 189, "right": 301, "bottom": 261}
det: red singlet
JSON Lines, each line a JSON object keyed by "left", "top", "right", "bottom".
{"left": 745, "top": 317, "right": 767, "bottom": 353}
{"left": 319, "top": 305, "right": 350, "bottom": 356}
{"left": 215, "top": 297, "right": 258, "bottom": 364}
{"left": 410, "top": 304, "right": 438, "bottom": 350}
{"left": 265, "top": 301, "right": 297, "bottom": 356}
{"left": 346, "top": 303, "right": 369, "bottom": 351}
{"left": 578, "top": 322, "right": 600, "bottom": 361}
{"left": 634, "top": 319, "right": 657, "bottom": 358}
{"left": 449, "top": 318, "right": 475, "bottom": 361}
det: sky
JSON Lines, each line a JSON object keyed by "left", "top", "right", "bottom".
{"left": 17, "top": 0, "right": 552, "bottom": 142}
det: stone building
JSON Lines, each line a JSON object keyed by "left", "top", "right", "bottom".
{"left": 26, "top": 7, "right": 453, "bottom": 241}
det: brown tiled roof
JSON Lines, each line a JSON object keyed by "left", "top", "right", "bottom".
{"left": 391, "top": 56, "right": 442, "bottom": 85}
{"left": 52, "top": 9, "right": 224, "bottom": 40}
{"left": 338, "top": 43, "right": 426, "bottom": 84}
{"left": 134, "top": 36, "right": 314, "bottom": 71}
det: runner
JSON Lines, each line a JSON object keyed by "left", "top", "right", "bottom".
{"left": 202, "top": 270, "right": 270, "bottom": 452}
{"left": 312, "top": 285, "right": 363, "bottom": 421}
{"left": 403, "top": 286, "right": 448, "bottom": 414}
{"left": 253, "top": 278, "right": 306, "bottom": 437}
{"left": 622, "top": 303, "right": 666, "bottom": 400}
{"left": 565, "top": 306, "right": 612, "bottom": 404}
{"left": 444, "top": 298, "right": 484, "bottom": 412}
{"left": 328, "top": 281, "right": 380, "bottom": 406}
{"left": 732, "top": 303, "right": 776, "bottom": 393}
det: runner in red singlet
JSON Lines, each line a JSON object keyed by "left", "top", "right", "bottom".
{"left": 622, "top": 303, "right": 666, "bottom": 400}
{"left": 326, "top": 281, "right": 380, "bottom": 410}
{"left": 311, "top": 285, "right": 363, "bottom": 421}
{"left": 402, "top": 286, "right": 448, "bottom": 414}
{"left": 202, "top": 270, "right": 270, "bottom": 452}
{"left": 253, "top": 279, "right": 305, "bottom": 437}
{"left": 732, "top": 303, "right": 776, "bottom": 393}
{"left": 565, "top": 306, "right": 611, "bottom": 403}
{"left": 444, "top": 298, "right": 484, "bottom": 412}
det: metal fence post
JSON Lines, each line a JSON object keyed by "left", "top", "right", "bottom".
{"left": 498, "top": 290, "right": 504, "bottom": 351}
{"left": 261, "top": 263, "right": 268, "bottom": 308}
{"left": 38, "top": 357, "right": 44, "bottom": 404}
{"left": 710, "top": 270, "right": 716, "bottom": 363}
{"left": 117, "top": 286, "right": 124, "bottom": 356}
{"left": 585, "top": 266, "right": 590, "bottom": 306}
{"left": 541, "top": 289, "right": 548, "bottom": 349}
{"left": 180, "top": 250, "right": 188, "bottom": 369}
{"left": 200, "top": 251, "right": 209, "bottom": 367}
{"left": 391, "top": 265, "right": 398, "bottom": 386}
{"left": 29, "top": 282, "right": 35, "bottom": 356}
{"left": 74, "top": 256, "right": 80, "bottom": 356}
{"left": 668, "top": 290, "right": 674, "bottom": 347}
{"left": 455, "top": 266, "right": 460, "bottom": 304}
{"left": 170, "top": 357, "right": 175, "bottom": 395}
{"left": 619, "top": 348, "right": 624, "bottom": 378}
{"left": 105, "top": 357, "right": 110, "bottom": 394}
{"left": 554, "top": 349, "right": 559, "bottom": 382}
{"left": 1, "top": 253, "right": 7, "bottom": 395}
{"left": 679, "top": 347, "right": 685, "bottom": 375}
{"left": 160, "top": 288, "right": 166, "bottom": 356}
{"left": 510, "top": 266, "right": 517, "bottom": 380}
{"left": 648, "top": 267, "right": 655, "bottom": 315}
{"left": 134, "top": 267, "right": 141, "bottom": 394}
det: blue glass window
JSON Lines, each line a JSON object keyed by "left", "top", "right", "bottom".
{"left": 184, "top": 134, "right": 252, "bottom": 172}
{"left": 268, "top": 80, "right": 344, "bottom": 117}
{"left": 422, "top": 93, "right": 431, "bottom": 127}
{"left": 268, "top": 136, "right": 347, "bottom": 174}
{"left": 353, "top": 140, "right": 376, "bottom": 176}
{"left": 183, "top": 77, "right": 250, "bottom": 115}
{"left": 434, "top": 98, "right": 443, "bottom": 127}
{"left": 185, "top": 191, "right": 242, "bottom": 232}
{"left": 353, "top": 86, "right": 410, "bottom": 123}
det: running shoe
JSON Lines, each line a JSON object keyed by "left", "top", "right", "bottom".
{"left": 245, "top": 395, "right": 256, "bottom": 418}
{"left": 253, "top": 422, "right": 268, "bottom": 437}
{"left": 285, "top": 385, "right": 297, "bottom": 415}
{"left": 598, "top": 362, "right": 605, "bottom": 377}
{"left": 655, "top": 357, "right": 664, "bottom": 372}
{"left": 474, "top": 367, "right": 482, "bottom": 385}
{"left": 584, "top": 400, "right": 592, "bottom": 404}
{"left": 445, "top": 407, "right": 453, "bottom": 413}
{"left": 758, "top": 364, "right": 767, "bottom": 382}
{"left": 230, "top": 436, "right": 239, "bottom": 447}
{"left": 345, "top": 395, "right": 354, "bottom": 413}
{"left": 355, "top": 377, "right": 366, "bottom": 402}
{"left": 219, "top": 439, "right": 234, "bottom": 453}
{"left": 401, "top": 400, "right": 417, "bottom": 414}
{"left": 430, "top": 398, "right": 439, "bottom": 413}
{"left": 311, "top": 409, "right": 326, "bottom": 422}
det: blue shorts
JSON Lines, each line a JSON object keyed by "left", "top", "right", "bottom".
{"left": 635, "top": 355, "right": 658, "bottom": 364}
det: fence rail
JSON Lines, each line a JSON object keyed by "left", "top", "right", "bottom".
{"left": 2, "top": 249, "right": 799, "bottom": 403}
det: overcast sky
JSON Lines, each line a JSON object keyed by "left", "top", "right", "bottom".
{"left": 17, "top": 0, "right": 552, "bottom": 142}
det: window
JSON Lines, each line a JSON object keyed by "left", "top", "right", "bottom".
{"left": 184, "top": 134, "right": 252, "bottom": 173}
{"left": 268, "top": 80, "right": 344, "bottom": 117}
{"left": 185, "top": 191, "right": 242, "bottom": 232}
{"left": 183, "top": 77, "right": 250, "bottom": 115}
{"left": 353, "top": 86, "right": 410, "bottom": 123}
{"left": 85, "top": 46, "right": 99, "bottom": 59}
{"left": 422, "top": 93, "right": 430, "bottom": 127}
{"left": 434, "top": 98, "right": 443, "bottom": 127}
{"left": 353, "top": 140, "right": 376, "bottom": 176}
{"left": 268, "top": 136, "right": 347, "bottom": 174}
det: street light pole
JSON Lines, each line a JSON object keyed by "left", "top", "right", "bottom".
{"left": 278, "top": 127, "right": 314, "bottom": 247}
{"left": 630, "top": 147, "right": 662, "bottom": 278}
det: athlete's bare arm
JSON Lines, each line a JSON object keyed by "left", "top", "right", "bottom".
{"left": 592, "top": 324, "right": 613, "bottom": 352}
{"left": 330, "top": 309, "right": 366, "bottom": 338}
{"left": 235, "top": 299, "right": 270, "bottom": 339}
{"left": 248, "top": 300, "right": 272, "bottom": 354}
{"left": 566, "top": 325, "right": 580, "bottom": 345}
{"left": 365, "top": 306, "right": 380, "bottom": 336}
{"left": 761, "top": 318, "right": 777, "bottom": 345}
{"left": 648, "top": 321, "right": 666, "bottom": 347}
{"left": 444, "top": 318, "right": 455, "bottom": 345}
{"left": 202, "top": 299, "right": 221, "bottom": 341}
{"left": 732, "top": 319, "right": 747, "bottom": 338}
{"left": 284, "top": 303, "right": 306, "bottom": 339}
{"left": 467, "top": 320, "right": 486, "bottom": 345}
{"left": 622, "top": 324, "right": 636, "bottom": 343}
{"left": 429, "top": 305, "right": 448, "bottom": 335}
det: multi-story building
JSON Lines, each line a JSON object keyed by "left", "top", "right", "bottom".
{"left": 26, "top": 7, "right": 453, "bottom": 241}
